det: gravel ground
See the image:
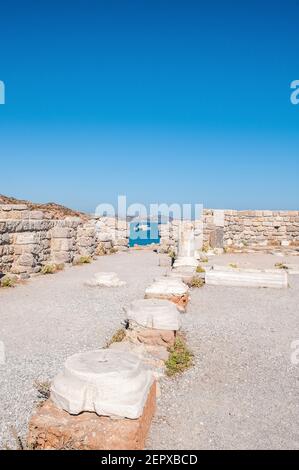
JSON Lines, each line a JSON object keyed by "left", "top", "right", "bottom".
{"left": 1, "top": 251, "right": 298, "bottom": 450}
{"left": 0, "top": 250, "right": 164, "bottom": 449}
{"left": 148, "top": 253, "right": 299, "bottom": 450}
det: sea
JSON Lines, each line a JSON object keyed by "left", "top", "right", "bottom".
{"left": 129, "top": 222, "right": 160, "bottom": 247}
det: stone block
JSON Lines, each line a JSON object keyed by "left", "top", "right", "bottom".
{"left": 16, "top": 253, "right": 36, "bottom": 267}
{"left": 173, "top": 256, "right": 198, "bottom": 269}
{"left": 51, "top": 251, "right": 73, "bottom": 264}
{"left": 205, "top": 268, "right": 288, "bottom": 289}
{"left": 213, "top": 209, "right": 225, "bottom": 227}
{"left": 125, "top": 299, "right": 181, "bottom": 331}
{"left": 98, "top": 232, "right": 112, "bottom": 242}
{"left": 51, "top": 350, "right": 154, "bottom": 419}
{"left": 51, "top": 238, "right": 74, "bottom": 251}
{"left": 29, "top": 211, "right": 44, "bottom": 220}
{"left": 209, "top": 227, "right": 224, "bottom": 248}
{"left": 77, "top": 236, "right": 94, "bottom": 247}
{"left": 28, "top": 382, "right": 156, "bottom": 450}
{"left": 145, "top": 278, "right": 189, "bottom": 312}
{"left": 51, "top": 227, "right": 72, "bottom": 239}
{"left": 15, "top": 232, "right": 39, "bottom": 245}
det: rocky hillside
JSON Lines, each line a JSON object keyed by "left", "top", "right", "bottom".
{"left": 0, "top": 194, "right": 90, "bottom": 220}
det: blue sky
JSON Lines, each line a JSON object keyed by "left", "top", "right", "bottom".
{"left": 0, "top": 0, "right": 298, "bottom": 212}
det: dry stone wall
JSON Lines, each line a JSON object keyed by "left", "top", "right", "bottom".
{"left": 202, "top": 209, "right": 299, "bottom": 249}
{"left": 1, "top": 204, "right": 299, "bottom": 276}
{"left": 0, "top": 206, "right": 129, "bottom": 277}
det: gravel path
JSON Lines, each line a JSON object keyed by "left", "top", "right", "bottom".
{"left": 1, "top": 251, "right": 298, "bottom": 450}
{"left": 148, "top": 254, "right": 299, "bottom": 450}
{"left": 0, "top": 250, "right": 164, "bottom": 449}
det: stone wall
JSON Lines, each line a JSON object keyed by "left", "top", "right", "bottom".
{"left": 202, "top": 209, "right": 299, "bottom": 249}
{"left": 0, "top": 206, "right": 129, "bottom": 277}
{"left": 95, "top": 217, "right": 129, "bottom": 252}
{"left": 1, "top": 204, "right": 299, "bottom": 276}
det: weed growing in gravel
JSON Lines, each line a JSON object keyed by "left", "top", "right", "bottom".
{"left": 275, "top": 262, "right": 288, "bottom": 270}
{"left": 202, "top": 244, "right": 210, "bottom": 253}
{"left": 196, "top": 265, "right": 205, "bottom": 273}
{"left": 41, "top": 263, "right": 64, "bottom": 275}
{"left": 73, "top": 255, "right": 92, "bottom": 265}
{"left": 165, "top": 337, "right": 193, "bottom": 377}
{"left": 95, "top": 243, "right": 107, "bottom": 256}
{"left": 229, "top": 263, "right": 238, "bottom": 269}
{"left": 106, "top": 328, "right": 126, "bottom": 347}
{"left": 34, "top": 379, "right": 51, "bottom": 404}
{"left": 0, "top": 275, "right": 16, "bottom": 288}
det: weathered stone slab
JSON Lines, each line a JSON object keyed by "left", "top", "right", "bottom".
{"left": 51, "top": 227, "right": 73, "bottom": 239}
{"left": 51, "top": 349, "right": 154, "bottom": 419}
{"left": 85, "top": 272, "right": 126, "bottom": 287}
{"left": 145, "top": 278, "right": 189, "bottom": 312}
{"left": 177, "top": 226, "right": 195, "bottom": 258}
{"left": 125, "top": 299, "right": 181, "bottom": 331}
{"left": 205, "top": 268, "right": 288, "bottom": 289}
{"left": 209, "top": 227, "right": 224, "bottom": 248}
{"left": 28, "top": 382, "right": 156, "bottom": 450}
{"left": 173, "top": 256, "right": 198, "bottom": 270}
{"left": 14, "top": 232, "right": 40, "bottom": 245}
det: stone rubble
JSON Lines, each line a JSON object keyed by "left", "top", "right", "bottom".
{"left": 85, "top": 272, "right": 126, "bottom": 287}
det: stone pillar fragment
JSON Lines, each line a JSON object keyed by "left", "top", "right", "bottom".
{"left": 145, "top": 277, "right": 189, "bottom": 312}
{"left": 28, "top": 350, "right": 156, "bottom": 450}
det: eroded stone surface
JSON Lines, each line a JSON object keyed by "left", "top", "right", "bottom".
{"left": 51, "top": 349, "right": 154, "bottom": 419}
{"left": 125, "top": 299, "right": 181, "bottom": 331}
{"left": 205, "top": 268, "right": 288, "bottom": 289}
{"left": 28, "top": 382, "right": 156, "bottom": 450}
{"left": 144, "top": 278, "right": 189, "bottom": 312}
{"left": 85, "top": 271, "right": 126, "bottom": 287}
{"left": 173, "top": 256, "right": 198, "bottom": 270}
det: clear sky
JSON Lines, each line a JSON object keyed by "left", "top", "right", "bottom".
{"left": 0, "top": 0, "right": 298, "bottom": 212}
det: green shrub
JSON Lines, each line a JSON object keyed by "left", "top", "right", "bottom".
{"left": 229, "top": 263, "right": 238, "bottom": 269}
{"left": 188, "top": 276, "right": 204, "bottom": 288}
{"left": 73, "top": 255, "right": 92, "bottom": 265}
{"left": 0, "top": 275, "right": 16, "bottom": 288}
{"left": 275, "top": 262, "right": 288, "bottom": 270}
{"left": 96, "top": 243, "right": 107, "bottom": 256}
{"left": 34, "top": 379, "right": 51, "bottom": 402}
{"left": 41, "top": 263, "right": 64, "bottom": 275}
{"left": 196, "top": 265, "right": 205, "bottom": 273}
{"left": 165, "top": 337, "right": 193, "bottom": 377}
{"left": 107, "top": 328, "right": 126, "bottom": 347}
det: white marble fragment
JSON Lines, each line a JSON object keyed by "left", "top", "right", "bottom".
{"left": 145, "top": 277, "right": 189, "bottom": 297}
{"left": 85, "top": 271, "right": 126, "bottom": 287}
{"left": 51, "top": 349, "right": 154, "bottom": 419}
{"left": 205, "top": 268, "right": 288, "bottom": 289}
{"left": 125, "top": 299, "right": 181, "bottom": 331}
{"left": 173, "top": 256, "right": 198, "bottom": 270}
